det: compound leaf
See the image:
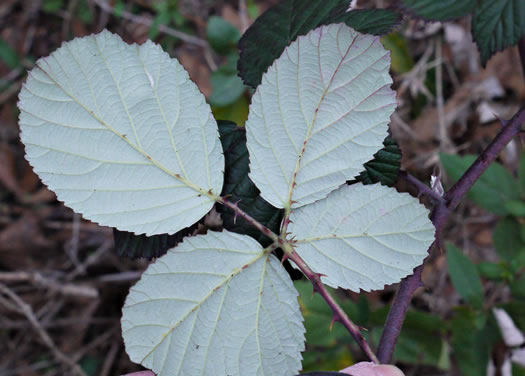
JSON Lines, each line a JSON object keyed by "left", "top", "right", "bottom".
{"left": 218, "top": 121, "right": 283, "bottom": 246}
{"left": 246, "top": 24, "right": 396, "bottom": 210}
{"left": 398, "top": 0, "right": 476, "bottom": 21}
{"left": 18, "top": 30, "right": 224, "bottom": 236}
{"left": 238, "top": 0, "right": 401, "bottom": 88}
{"left": 288, "top": 183, "right": 434, "bottom": 291}
{"left": 472, "top": 0, "right": 525, "bottom": 66}
{"left": 121, "top": 231, "right": 305, "bottom": 376}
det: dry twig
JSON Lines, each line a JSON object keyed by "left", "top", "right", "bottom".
{"left": 0, "top": 283, "right": 87, "bottom": 376}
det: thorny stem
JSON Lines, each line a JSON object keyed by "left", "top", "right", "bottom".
{"left": 216, "top": 196, "right": 378, "bottom": 361}
{"left": 377, "top": 104, "right": 525, "bottom": 363}
{"left": 398, "top": 171, "right": 444, "bottom": 204}
{"left": 218, "top": 196, "right": 281, "bottom": 244}
{"left": 288, "top": 251, "right": 380, "bottom": 364}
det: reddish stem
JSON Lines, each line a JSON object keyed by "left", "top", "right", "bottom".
{"left": 377, "top": 104, "right": 525, "bottom": 363}
{"left": 289, "top": 251, "right": 380, "bottom": 364}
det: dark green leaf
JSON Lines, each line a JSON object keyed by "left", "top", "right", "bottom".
{"left": 0, "top": 39, "right": 20, "bottom": 69}
{"left": 493, "top": 217, "right": 525, "bottom": 262}
{"left": 42, "top": 0, "right": 64, "bottom": 13}
{"left": 356, "top": 135, "right": 401, "bottom": 187}
{"left": 113, "top": 220, "right": 200, "bottom": 260}
{"left": 370, "top": 307, "right": 447, "bottom": 368}
{"left": 511, "top": 277, "right": 525, "bottom": 300}
{"left": 500, "top": 301, "right": 525, "bottom": 330}
{"left": 472, "top": 0, "right": 525, "bottom": 66}
{"left": 398, "top": 0, "right": 476, "bottom": 21}
{"left": 394, "top": 328, "right": 446, "bottom": 368}
{"left": 207, "top": 16, "right": 241, "bottom": 54}
{"left": 509, "top": 252, "right": 525, "bottom": 274}
{"left": 403, "top": 310, "right": 444, "bottom": 332}
{"left": 451, "top": 308, "right": 498, "bottom": 376}
{"left": 238, "top": 0, "right": 401, "bottom": 88}
{"left": 447, "top": 243, "right": 484, "bottom": 309}
{"left": 218, "top": 121, "right": 283, "bottom": 246}
{"left": 440, "top": 154, "right": 520, "bottom": 215}
{"left": 505, "top": 200, "right": 525, "bottom": 217}
{"left": 76, "top": 0, "right": 94, "bottom": 24}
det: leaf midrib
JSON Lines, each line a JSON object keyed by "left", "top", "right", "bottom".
{"left": 283, "top": 26, "right": 358, "bottom": 210}
{"left": 34, "top": 60, "right": 216, "bottom": 201}
{"left": 135, "top": 250, "right": 267, "bottom": 366}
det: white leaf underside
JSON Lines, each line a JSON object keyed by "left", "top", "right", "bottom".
{"left": 18, "top": 30, "right": 224, "bottom": 236}
{"left": 246, "top": 23, "right": 396, "bottom": 209}
{"left": 289, "top": 183, "right": 435, "bottom": 291}
{"left": 121, "top": 231, "right": 305, "bottom": 376}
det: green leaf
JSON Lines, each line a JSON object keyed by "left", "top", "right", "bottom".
{"left": 472, "top": 0, "right": 525, "bottom": 66}
{"left": 440, "top": 154, "right": 520, "bottom": 215}
{"left": 477, "top": 261, "right": 509, "bottom": 281}
{"left": 218, "top": 121, "right": 283, "bottom": 247}
{"left": 289, "top": 183, "right": 434, "bottom": 291}
{"left": 356, "top": 135, "right": 402, "bottom": 187}
{"left": 42, "top": 0, "right": 64, "bottom": 13}
{"left": 300, "top": 351, "right": 354, "bottom": 374}
{"left": 505, "top": 200, "right": 525, "bottom": 217}
{"left": 238, "top": 0, "right": 401, "bottom": 88}
{"left": 493, "top": 217, "right": 525, "bottom": 262}
{"left": 513, "top": 364, "right": 525, "bottom": 376}
{"left": 76, "top": 0, "right": 94, "bottom": 24}
{"left": 150, "top": 12, "right": 171, "bottom": 40}
{"left": 500, "top": 301, "right": 525, "bottom": 330}
{"left": 209, "top": 66, "right": 246, "bottom": 107}
{"left": 403, "top": 310, "right": 444, "bottom": 332}
{"left": 121, "top": 231, "right": 305, "bottom": 376}
{"left": 212, "top": 95, "right": 249, "bottom": 126}
{"left": 295, "top": 280, "right": 359, "bottom": 347}
{"left": 511, "top": 277, "right": 525, "bottom": 300}
{"left": 394, "top": 328, "right": 446, "bottom": 368}
{"left": 370, "top": 308, "right": 447, "bottom": 368}
{"left": 447, "top": 243, "right": 484, "bottom": 309}
{"left": 380, "top": 33, "right": 414, "bottom": 74}
{"left": 207, "top": 16, "right": 241, "bottom": 54}
{"left": 18, "top": 30, "right": 224, "bottom": 236}
{"left": 451, "top": 308, "right": 494, "bottom": 376}
{"left": 246, "top": 24, "right": 397, "bottom": 209}
{"left": 398, "top": 0, "right": 476, "bottom": 21}
{"left": 0, "top": 38, "right": 20, "bottom": 69}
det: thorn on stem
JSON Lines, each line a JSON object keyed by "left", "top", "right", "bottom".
{"left": 231, "top": 199, "right": 242, "bottom": 224}
{"left": 280, "top": 254, "right": 289, "bottom": 266}
{"left": 330, "top": 314, "right": 340, "bottom": 330}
